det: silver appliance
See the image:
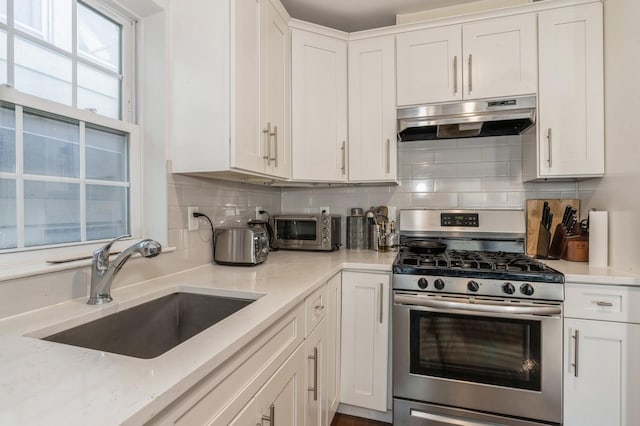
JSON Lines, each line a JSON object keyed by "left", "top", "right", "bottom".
{"left": 397, "top": 95, "right": 536, "bottom": 141}
{"left": 272, "top": 214, "right": 342, "bottom": 251}
{"left": 214, "top": 225, "right": 269, "bottom": 266}
{"left": 393, "top": 209, "right": 564, "bottom": 426}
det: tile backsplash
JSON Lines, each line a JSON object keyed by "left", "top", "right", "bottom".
{"left": 281, "top": 136, "right": 594, "bottom": 222}
{"left": 167, "top": 171, "right": 282, "bottom": 267}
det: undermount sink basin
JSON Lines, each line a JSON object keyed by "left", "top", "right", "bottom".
{"left": 44, "top": 292, "right": 256, "bottom": 359}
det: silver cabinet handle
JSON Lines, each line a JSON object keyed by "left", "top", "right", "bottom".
{"left": 468, "top": 54, "right": 473, "bottom": 93}
{"left": 453, "top": 55, "right": 458, "bottom": 94}
{"left": 307, "top": 347, "right": 318, "bottom": 401}
{"left": 261, "top": 404, "right": 275, "bottom": 425}
{"left": 341, "top": 141, "right": 346, "bottom": 175}
{"left": 595, "top": 301, "right": 613, "bottom": 307}
{"left": 379, "top": 283, "right": 384, "bottom": 324}
{"left": 571, "top": 329, "right": 579, "bottom": 377}
{"left": 546, "top": 128, "right": 552, "bottom": 167}
{"left": 262, "top": 122, "right": 271, "bottom": 161}
{"left": 385, "top": 138, "right": 390, "bottom": 174}
{"left": 271, "top": 125, "right": 278, "bottom": 167}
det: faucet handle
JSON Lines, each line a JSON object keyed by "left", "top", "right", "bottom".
{"left": 93, "top": 235, "right": 130, "bottom": 271}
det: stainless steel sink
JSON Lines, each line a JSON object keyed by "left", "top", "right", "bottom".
{"left": 44, "top": 292, "right": 256, "bottom": 359}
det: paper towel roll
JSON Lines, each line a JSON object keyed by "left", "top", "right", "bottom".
{"left": 589, "top": 210, "right": 608, "bottom": 267}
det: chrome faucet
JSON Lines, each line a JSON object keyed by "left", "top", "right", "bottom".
{"left": 88, "top": 235, "right": 162, "bottom": 305}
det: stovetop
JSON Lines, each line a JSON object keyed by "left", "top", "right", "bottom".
{"left": 393, "top": 248, "right": 564, "bottom": 283}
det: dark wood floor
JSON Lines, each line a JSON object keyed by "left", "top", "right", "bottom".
{"left": 331, "top": 413, "right": 392, "bottom": 426}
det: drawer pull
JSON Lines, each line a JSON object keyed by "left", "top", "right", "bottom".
{"left": 594, "top": 301, "right": 613, "bottom": 307}
{"left": 261, "top": 404, "right": 275, "bottom": 425}
{"left": 314, "top": 304, "right": 325, "bottom": 311}
{"left": 308, "top": 347, "right": 318, "bottom": 401}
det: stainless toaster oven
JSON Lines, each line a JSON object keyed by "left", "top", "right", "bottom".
{"left": 272, "top": 214, "right": 342, "bottom": 251}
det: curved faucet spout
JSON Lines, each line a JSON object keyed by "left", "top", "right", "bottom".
{"left": 88, "top": 237, "right": 162, "bottom": 305}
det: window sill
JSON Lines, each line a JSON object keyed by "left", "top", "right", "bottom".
{"left": 0, "top": 244, "right": 176, "bottom": 283}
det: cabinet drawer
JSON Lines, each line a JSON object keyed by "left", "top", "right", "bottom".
{"left": 306, "top": 284, "right": 328, "bottom": 336}
{"left": 565, "top": 283, "right": 640, "bottom": 323}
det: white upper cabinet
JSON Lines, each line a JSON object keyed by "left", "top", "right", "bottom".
{"left": 462, "top": 13, "right": 537, "bottom": 100}
{"left": 534, "top": 3, "right": 604, "bottom": 179}
{"left": 170, "top": 0, "right": 290, "bottom": 179}
{"left": 291, "top": 28, "right": 348, "bottom": 182}
{"left": 396, "top": 13, "right": 537, "bottom": 106}
{"left": 396, "top": 25, "right": 462, "bottom": 105}
{"left": 348, "top": 35, "right": 397, "bottom": 182}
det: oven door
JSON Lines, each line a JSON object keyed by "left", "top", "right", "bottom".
{"left": 393, "top": 291, "right": 562, "bottom": 424}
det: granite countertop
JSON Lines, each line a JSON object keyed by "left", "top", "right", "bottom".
{"left": 543, "top": 259, "right": 640, "bottom": 286}
{"left": 0, "top": 250, "right": 396, "bottom": 426}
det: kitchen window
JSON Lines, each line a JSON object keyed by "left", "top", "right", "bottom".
{"left": 0, "top": 0, "right": 140, "bottom": 257}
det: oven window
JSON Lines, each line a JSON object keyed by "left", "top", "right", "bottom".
{"left": 409, "top": 310, "right": 541, "bottom": 391}
{"left": 276, "top": 220, "right": 317, "bottom": 241}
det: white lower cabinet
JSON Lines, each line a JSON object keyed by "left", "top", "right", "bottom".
{"left": 325, "top": 273, "right": 342, "bottom": 422}
{"left": 255, "top": 344, "right": 306, "bottom": 426}
{"left": 340, "top": 271, "right": 390, "bottom": 412}
{"left": 305, "top": 318, "right": 327, "bottom": 426}
{"left": 564, "top": 283, "right": 640, "bottom": 426}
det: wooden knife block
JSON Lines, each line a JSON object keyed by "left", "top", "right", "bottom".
{"left": 526, "top": 199, "right": 579, "bottom": 256}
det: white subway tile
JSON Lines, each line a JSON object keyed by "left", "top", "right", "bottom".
{"left": 458, "top": 162, "right": 508, "bottom": 177}
{"left": 458, "top": 192, "right": 508, "bottom": 208}
{"left": 435, "top": 178, "right": 483, "bottom": 192}
{"left": 411, "top": 192, "right": 458, "bottom": 207}
{"left": 481, "top": 146, "right": 511, "bottom": 162}
{"left": 434, "top": 148, "right": 483, "bottom": 163}
{"left": 413, "top": 164, "right": 457, "bottom": 178}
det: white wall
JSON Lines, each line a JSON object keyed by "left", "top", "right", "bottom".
{"left": 575, "top": 0, "right": 640, "bottom": 272}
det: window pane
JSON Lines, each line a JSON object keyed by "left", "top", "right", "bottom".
{"left": 0, "top": 30, "right": 6, "bottom": 84}
{"left": 15, "top": 0, "right": 72, "bottom": 51}
{"left": 86, "top": 126, "right": 127, "bottom": 181}
{"left": 23, "top": 111, "right": 79, "bottom": 177}
{"left": 15, "top": 37, "right": 72, "bottom": 105}
{"left": 0, "top": 178, "right": 16, "bottom": 249}
{"left": 86, "top": 185, "right": 128, "bottom": 240}
{"left": 24, "top": 181, "right": 80, "bottom": 246}
{"left": 0, "top": 105, "right": 15, "bottom": 172}
{"left": 78, "top": 64, "right": 120, "bottom": 119}
{"left": 78, "top": 3, "right": 120, "bottom": 72}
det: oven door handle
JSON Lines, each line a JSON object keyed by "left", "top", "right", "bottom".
{"left": 394, "top": 293, "right": 562, "bottom": 316}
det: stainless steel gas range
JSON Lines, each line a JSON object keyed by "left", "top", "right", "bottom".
{"left": 392, "top": 209, "right": 564, "bottom": 426}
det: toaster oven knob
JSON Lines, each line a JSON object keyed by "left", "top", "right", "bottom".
{"left": 322, "top": 237, "right": 329, "bottom": 244}
{"left": 467, "top": 280, "right": 480, "bottom": 292}
{"left": 433, "top": 278, "right": 445, "bottom": 290}
{"left": 322, "top": 218, "right": 329, "bottom": 225}
{"left": 417, "top": 278, "right": 429, "bottom": 289}
{"left": 520, "top": 283, "right": 535, "bottom": 296}
{"left": 502, "top": 282, "right": 515, "bottom": 294}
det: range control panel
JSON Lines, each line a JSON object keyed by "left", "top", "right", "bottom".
{"left": 441, "top": 213, "right": 479, "bottom": 227}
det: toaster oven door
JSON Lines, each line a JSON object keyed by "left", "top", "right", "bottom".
{"left": 274, "top": 217, "right": 323, "bottom": 249}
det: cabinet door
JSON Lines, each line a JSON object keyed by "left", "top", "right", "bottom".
{"left": 228, "top": 397, "right": 255, "bottom": 426}
{"left": 261, "top": 0, "right": 291, "bottom": 179}
{"left": 255, "top": 344, "right": 306, "bottom": 426}
{"left": 348, "top": 35, "right": 397, "bottom": 183}
{"left": 396, "top": 25, "right": 462, "bottom": 105}
{"left": 305, "top": 319, "right": 327, "bottom": 426}
{"left": 291, "top": 29, "right": 348, "bottom": 182}
{"left": 340, "top": 271, "right": 390, "bottom": 412}
{"left": 462, "top": 13, "right": 537, "bottom": 100}
{"left": 325, "top": 273, "right": 341, "bottom": 423}
{"left": 564, "top": 319, "right": 640, "bottom": 426}
{"left": 538, "top": 3, "right": 604, "bottom": 177}
{"left": 232, "top": 0, "right": 265, "bottom": 174}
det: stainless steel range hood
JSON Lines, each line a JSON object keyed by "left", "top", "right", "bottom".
{"left": 397, "top": 96, "right": 536, "bottom": 141}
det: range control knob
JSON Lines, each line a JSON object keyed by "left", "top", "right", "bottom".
{"left": 467, "top": 280, "right": 480, "bottom": 292}
{"left": 434, "top": 279, "right": 445, "bottom": 290}
{"left": 502, "top": 282, "right": 516, "bottom": 295}
{"left": 520, "top": 283, "right": 535, "bottom": 296}
{"left": 417, "top": 278, "right": 429, "bottom": 289}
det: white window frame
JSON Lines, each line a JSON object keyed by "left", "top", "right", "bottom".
{"left": 0, "top": 1, "right": 142, "bottom": 268}
{"left": 0, "top": 86, "right": 141, "bottom": 265}
{"left": 0, "top": 0, "right": 136, "bottom": 122}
